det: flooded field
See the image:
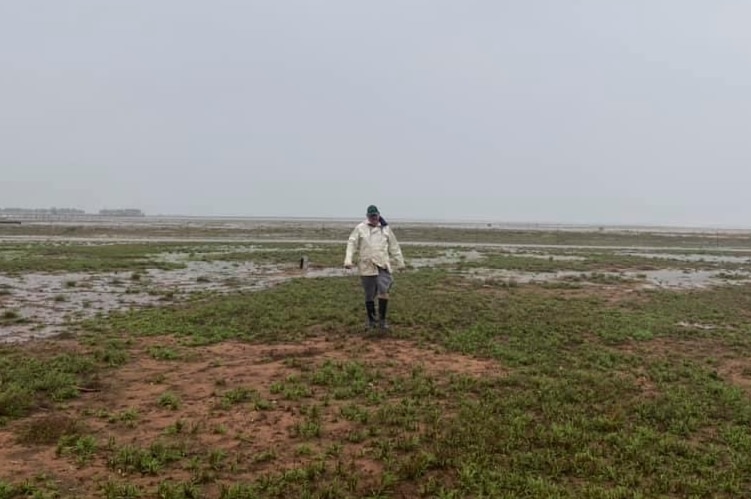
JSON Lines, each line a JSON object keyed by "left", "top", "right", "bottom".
{"left": 0, "top": 246, "right": 348, "bottom": 342}
{"left": 2, "top": 229, "right": 751, "bottom": 343}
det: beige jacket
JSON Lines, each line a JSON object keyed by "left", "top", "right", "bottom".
{"left": 344, "top": 220, "right": 405, "bottom": 275}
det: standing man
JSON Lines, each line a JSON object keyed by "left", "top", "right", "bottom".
{"left": 344, "top": 205, "right": 405, "bottom": 331}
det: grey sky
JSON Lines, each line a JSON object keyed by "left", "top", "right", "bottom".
{"left": 1, "top": 1, "right": 750, "bottom": 226}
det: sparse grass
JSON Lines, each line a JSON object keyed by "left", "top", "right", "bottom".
{"left": 116, "top": 408, "right": 140, "bottom": 427}
{"left": 102, "top": 481, "right": 143, "bottom": 498}
{"left": 148, "top": 346, "right": 181, "bottom": 361}
{"left": 270, "top": 375, "right": 314, "bottom": 401}
{"left": 0, "top": 309, "right": 22, "bottom": 322}
{"left": 164, "top": 419, "right": 187, "bottom": 435}
{"left": 16, "top": 414, "right": 84, "bottom": 445}
{"left": 6, "top": 234, "right": 751, "bottom": 496}
{"left": 158, "top": 392, "right": 182, "bottom": 410}
{"left": 73, "top": 272, "right": 751, "bottom": 494}
{"left": 0, "top": 348, "right": 97, "bottom": 422}
{"left": 107, "top": 441, "right": 187, "bottom": 475}
{"left": 216, "top": 386, "right": 271, "bottom": 411}
{"left": 56, "top": 434, "right": 97, "bottom": 466}
{"left": 156, "top": 481, "right": 202, "bottom": 499}
{"left": 92, "top": 340, "right": 130, "bottom": 367}
{"left": 0, "top": 479, "right": 59, "bottom": 499}
{"left": 459, "top": 249, "right": 745, "bottom": 273}
{"left": 198, "top": 245, "right": 344, "bottom": 268}
{"left": 0, "top": 242, "right": 190, "bottom": 273}
{"left": 717, "top": 271, "right": 748, "bottom": 281}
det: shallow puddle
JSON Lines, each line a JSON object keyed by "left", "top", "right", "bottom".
{"left": 0, "top": 250, "right": 352, "bottom": 343}
{"left": 408, "top": 250, "right": 485, "bottom": 268}
{"left": 462, "top": 268, "right": 751, "bottom": 289}
{"left": 636, "top": 269, "right": 751, "bottom": 289}
{"left": 621, "top": 252, "right": 751, "bottom": 264}
{"left": 502, "top": 250, "right": 586, "bottom": 261}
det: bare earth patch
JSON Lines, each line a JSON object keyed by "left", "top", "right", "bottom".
{"left": 716, "top": 359, "right": 751, "bottom": 394}
{"left": 0, "top": 336, "right": 504, "bottom": 496}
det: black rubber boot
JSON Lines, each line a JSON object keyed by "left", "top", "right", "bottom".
{"left": 366, "top": 301, "right": 377, "bottom": 329}
{"left": 378, "top": 298, "right": 389, "bottom": 331}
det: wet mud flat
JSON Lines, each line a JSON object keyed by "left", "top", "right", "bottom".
{"left": 462, "top": 267, "right": 751, "bottom": 289}
{"left": 0, "top": 249, "right": 347, "bottom": 343}
{"left": 2, "top": 241, "right": 751, "bottom": 343}
{"left": 5, "top": 215, "right": 751, "bottom": 251}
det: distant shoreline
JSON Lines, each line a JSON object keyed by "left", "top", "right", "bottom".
{"left": 2, "top": 213, "right": 750, "bottom": 234}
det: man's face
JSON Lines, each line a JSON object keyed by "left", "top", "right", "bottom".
{"left": 367, "top": 213, "right": 379, "bottom": 225}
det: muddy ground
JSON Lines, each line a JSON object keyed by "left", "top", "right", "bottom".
{"left": 2, "top": 242, "right": 751, "bottom": 343}
{"left": 4, "top": 222, "right": 751, "bottom": 497}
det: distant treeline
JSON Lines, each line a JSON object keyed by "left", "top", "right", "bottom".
{"left": 1, "top": 207, "right": 86, "bottom": 215}
{"left": 1, "top": 208, "right": 145, "bottom": 217}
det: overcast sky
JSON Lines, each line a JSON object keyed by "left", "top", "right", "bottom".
{"left": 1, "top": 1, "right": 750, "bottom": 226}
